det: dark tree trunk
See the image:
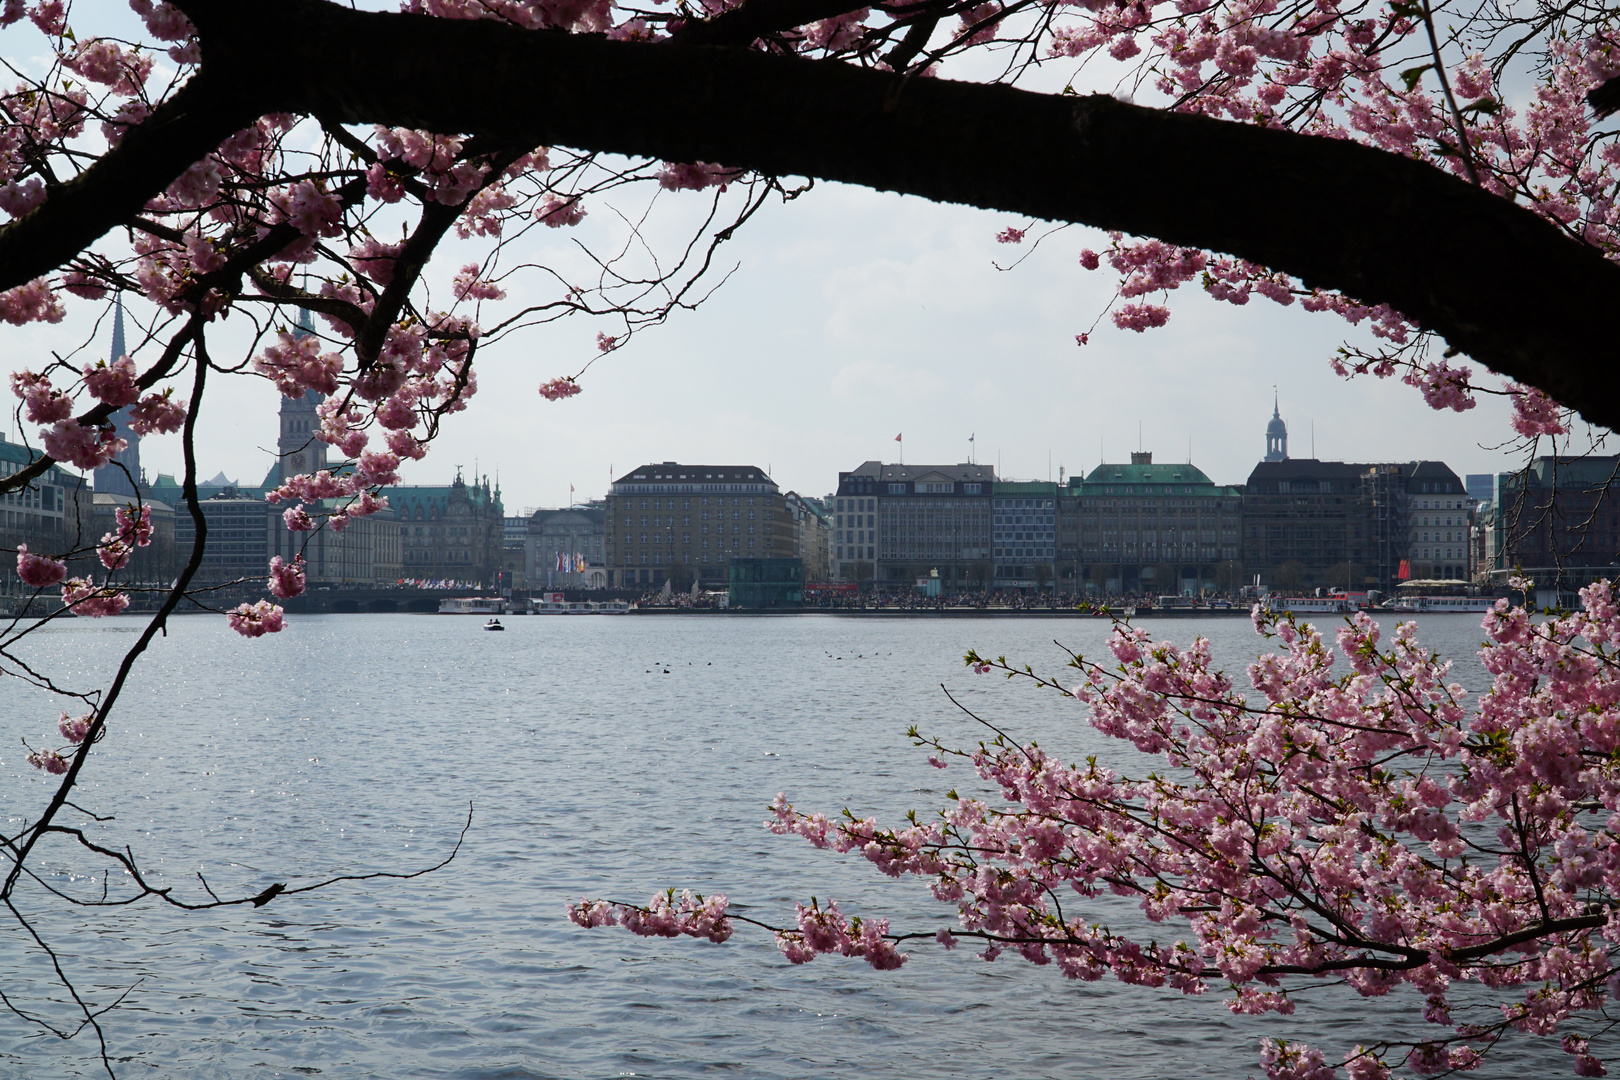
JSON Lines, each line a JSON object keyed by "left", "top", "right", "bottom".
{"left": 3, "top": 0, "right": 1615, "bottom": 428}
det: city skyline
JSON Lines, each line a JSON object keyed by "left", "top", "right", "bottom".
{"left": 10, "top": 186, "right": 1539, "bottom": 515}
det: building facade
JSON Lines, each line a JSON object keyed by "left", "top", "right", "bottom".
{"left": 384, "top": 473, "right": 505, "bottom": 586}
{"left": 0, "top": 439, "right": 91, "bottom": 602}
{"left": 172, "top": 490, "right": 270, "bottom": 586}
{"left": 993, "top": 481, "right": 1057, "bottom": 589}
{"left": 1400, "top": 460, "right": 1470, "bottom": 582}
{"left": 832, "top": 462, "right": 995, "bottom": 588}
{"left": 1243, "top": 460, "right": 1377, "bottom": 592}
{"left": 605, "top": 463, "right": 790, "bottom": 588}
{"left": 1067, "top": 453, "right": 1243, "bottom": 595}
{"left": 88, "top": 493, "right": 175, "bottom": 585}
{"left": 1486, "top": 455, "right": 1620, "bottom": 594}
{"left": 527, "top": 505, "right": 607, "bottom": 589}
{"left": 783, "top": 491, "right": 832, "bottom": 583}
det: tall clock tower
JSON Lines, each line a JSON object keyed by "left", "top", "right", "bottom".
{"left": 276, "top": 308, "right": 328, "bottom": 485}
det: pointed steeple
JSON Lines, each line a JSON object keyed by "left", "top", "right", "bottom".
{"left": 93, "top": 296, "right": 142, "bottom": 496}
{"left": 110, "top": 294, "right": 126, "bottom": 361}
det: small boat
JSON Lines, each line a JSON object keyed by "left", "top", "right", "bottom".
{"left": 484, "top": 619, "right": 505, "bottom": 631}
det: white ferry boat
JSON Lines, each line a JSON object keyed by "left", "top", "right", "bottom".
{"left": 1387, "top": 594, "right": 1496, "bottom": 613}
{"left": 1263, "top": 596, "right": 1352, "bottom": 614}
{"left": 1387, "top": 580, "right": 1495, "bottom": 613}
{"left": 592, "top": 600, "right": 631, "bottom": 615}
{"left": 438, "top": 596, "right": 507, "bottom": 615}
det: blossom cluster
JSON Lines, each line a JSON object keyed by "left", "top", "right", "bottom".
{"left": 566, "top": 889, "right": 733, "bottom": 942}
{"left": 582, "top": 583, "right": 1620, "bottom": 1076}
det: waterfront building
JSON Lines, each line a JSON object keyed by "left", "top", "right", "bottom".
{"left": 605, "top": 463, "right": 790, "bottom": 589}
{"left": 527, "top": 504, "right": 607, "bottom": 589}
{"left": 0, "top": 438, "right": 91, "bottom": 602}
{"left": 832, "top": 462, "right": 996, "bottom": 589}
{"left": 88, "top": 493, "right": 175, "bottom": 585}
{"left": 1243, "top": 459, "right": 1377, "bottom": 592}
{"left": 783, "top": 491, "right": 832, "bottom": 582}
{"left": 1485, "top": 455, "right": 1620, "bottom": 596}
{"left": 728, "top": 556, "right": 804, "bottom": 608}
{"left": 383, "top": 472, "right": 505, "bottom": 586}
{"left": 1067, "top": 452, "right": 1242, "bottom": 595}
{"left": 1399, "top": 461, "right": 1470, "bottom": 582}
{"left": 993, "top": 480, "right": 1057, "bottom": 589}
{"left": 172, "top": 488, "right": 270, "bottom": 586}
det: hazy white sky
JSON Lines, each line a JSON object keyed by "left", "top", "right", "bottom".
{"left": 4, "top": 4, "right": 1545, "bottom": 514}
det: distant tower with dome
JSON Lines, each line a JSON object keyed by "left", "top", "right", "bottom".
{"left": 1264, "top": 391, "right": 1288, "bottom": 462}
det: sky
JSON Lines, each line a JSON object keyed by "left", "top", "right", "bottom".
{"left": 3, "top": 3, "right": 1549, "bottom": 516}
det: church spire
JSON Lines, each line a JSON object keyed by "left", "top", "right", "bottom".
{"left": 93, "top": 296, "right": 142, "bottom": 496}
{"left": 110, "top": 294, "right": 126, "bottom": 360}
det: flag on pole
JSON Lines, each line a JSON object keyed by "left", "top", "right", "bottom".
{"left": 895, "top": 433, "right": 902, "bottom": 442}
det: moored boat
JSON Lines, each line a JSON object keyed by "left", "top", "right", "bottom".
{"left": 439, "top": 596, "right": 506, "bottom": 615}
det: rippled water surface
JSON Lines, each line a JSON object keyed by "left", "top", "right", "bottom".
{"left": 0, "top": 611, "right": 1561, "bottom": 1078}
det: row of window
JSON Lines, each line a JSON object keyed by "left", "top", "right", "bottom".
{"left": 621, "top": 496, "right": 767, "bottom": 510}
{"left": 623, "top": 546, "right": 757, "bottom": 564}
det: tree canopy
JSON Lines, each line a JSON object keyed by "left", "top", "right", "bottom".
{"left": 2, "top": 0, "right": 1619, "bottom": 1075}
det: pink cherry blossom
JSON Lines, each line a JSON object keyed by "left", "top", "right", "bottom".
{"left": 61, "top": 578, "right": 129, "bottom": 617}
{"left": 227, "top": 600, "right": 285, "bottom": 638}
{"left": 128, "top": 391, "right": 187, "bottom": 435}
{"left": 535, "top": 194, "right": 585, "bottom": 227}
{"left": 97, "top": 533, "right": 132, "bottom": 570}
{"left": 57, "top": 711, "right": 92, "bottom": 744}
{"left": 580, "top": 584, "right": 1620, "bottom": 1074}
{"left": 16, "top": 542, "right": 66, "bottom": 588}
{"left": 655, "top": 162, "right": 740, "bottom": 192}
{"left": 253, "top": 331, "right": 343, "bottom": 397}
{"left": 1508, "top": 382, "right": 1567, "bottom": 437}
{"left": 267, "top": 555, "right": 306, "bottom": 599}
{"left": 42, "top": 420, "right": 126, "bottom": 470}
{"left": 26, "top": 749, "right": 69, "bottom": 775}
{"left": 114, "top": 505, "right": 153, "bottom": 547}
{"left": 539, "top": 377, "right": 581, "bottom": 400}
{"left": 83, "top": 354, "right": 140, "bottom": 407}
{"left": 10, "top": 369, "right": 72, "bottom": 424}
{"left": 452, "top": 263, "right": 505, "bottom": 301}
{"left": 0, "top": 175, "right": 46, "bottom": 217}
{"left": 0, "top": 277, "right": 65, "bottom": 324}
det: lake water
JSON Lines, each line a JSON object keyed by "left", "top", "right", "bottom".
{"left": 0, "top": 611, "right": 1564, "bottom": 1078}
